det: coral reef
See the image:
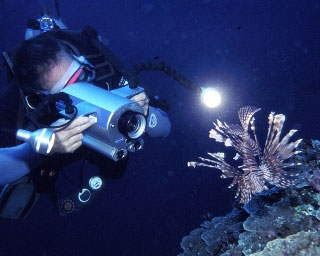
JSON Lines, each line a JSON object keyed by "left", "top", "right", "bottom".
{"left": 250, "top": 231, "right": 320, "bottom": 256}
{"left": 179, "top": 139, "right": 320, "bottom": 256}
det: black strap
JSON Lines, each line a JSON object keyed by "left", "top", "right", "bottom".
{"left": 0, "top": 59, "right": 7, "bottom": 75}
{"left": 15, "top": 95, "right": 26, "bottom": 145}
{"left": 1, "top": 50, "right": 31, "bottom": 114}
{"left": 132, "top": 61, "right": 201, "bottom": 93}
{"left": 54, "top": 0, "right": 62, "bottom": 20}
{"left": 60, "top": 39, "right": 81, "bottom": 56}
{"left": 90, "top": 35, "right": 134, "bottom": 87}
{"left": 1, "top": 51, "right": 14, "bottom": 75}
{"left": 27, "top": 18, "right": 40, "bottom": 30}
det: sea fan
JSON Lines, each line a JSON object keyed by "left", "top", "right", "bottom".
{"left": 188, "top": 106, "right": 302, "bottom": 204}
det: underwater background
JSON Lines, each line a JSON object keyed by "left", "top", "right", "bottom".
{"left": 0, "top": 0, "right": 319, "bottom": 255}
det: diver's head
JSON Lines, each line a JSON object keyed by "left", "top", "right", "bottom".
{"left": 14, "top": 33, "right": 68, "bottom": 91}
{"left": 14, "top": 34, "right": 94, "bottom": 94}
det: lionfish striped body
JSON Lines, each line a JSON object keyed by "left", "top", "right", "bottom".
{"left": 188, "top": 106, "right": 302, "bottom": 204}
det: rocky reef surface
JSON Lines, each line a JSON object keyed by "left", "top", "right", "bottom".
{"left": 179, "top": 139, "right": 320, "bottom": 256}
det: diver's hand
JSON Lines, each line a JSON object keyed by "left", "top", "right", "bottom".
{"left": 50, "top": 116, "right": 96, "bottom": 154}
{"left": 130, "top": 92, "right": 149, "bottom": 116}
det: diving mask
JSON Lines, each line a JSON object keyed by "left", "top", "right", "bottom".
{"left": 48, "top": 55, "right": 95, "bottom": 94}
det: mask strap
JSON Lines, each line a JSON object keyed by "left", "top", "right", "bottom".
{"left": 66, "top": 68, "right": 83, "bottom": 86}
{"left": 49, "top": 60, "right": 81, "bottom": 94}
{"left": 71, "top": 55, "right": 96, "bottom": 82}
{"left": 72, "top": 55, "right": 94, "bottom": 68}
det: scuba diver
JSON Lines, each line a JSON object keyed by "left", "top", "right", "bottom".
{"left": 0, "top": 1, "right": 171, "bottom": 219}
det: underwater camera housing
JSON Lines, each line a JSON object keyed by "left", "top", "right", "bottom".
{"left": 57, "top": 82, "right": 146, "bottom": 161}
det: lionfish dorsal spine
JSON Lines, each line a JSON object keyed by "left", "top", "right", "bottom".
{"left": 238, "top": 106, "right": 261, "bottom": 131}
{"left": 264, "top": 114, "right": 286, "bottom": 156}
{"left": 250, "top": 117, "right": 261, "bottom": 157}
{"left": 275, "top": 138, "right": 302, "bottom": 161}
{"left": 264, "top": 112, "right": 275, "bottom": 155}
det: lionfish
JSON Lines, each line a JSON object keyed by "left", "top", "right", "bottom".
{"left": 188, "top": 106, "right": 302, "bottom": 204}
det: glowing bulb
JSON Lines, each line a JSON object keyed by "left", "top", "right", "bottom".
{"left": 201, "top": 87, "right": 221, "bottom": 108}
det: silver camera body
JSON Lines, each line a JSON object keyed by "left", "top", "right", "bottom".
{"left": 58, "top": 82, "right": 146, "bottom": 161}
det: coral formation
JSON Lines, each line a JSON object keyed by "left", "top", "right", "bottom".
{"left": 179, "top": 139, "right": 320, "bottom": 256}
{"left": 250, "top": 231, "right": 320, "bottom": 256}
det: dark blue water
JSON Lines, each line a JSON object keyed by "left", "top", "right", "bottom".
{"left": 0, "top": 0, "right": 319, "bottom": 255}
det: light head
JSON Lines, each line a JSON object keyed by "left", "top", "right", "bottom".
{"left": 16, "top": 128, "right": 55, "bottom": 155}
{"left": 200, "top": 87, "right": 221, "bottom": 108}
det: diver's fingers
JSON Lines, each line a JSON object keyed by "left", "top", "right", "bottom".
{"left": 51, "top": 118, "right": 69, "bottom": 128}
{"left": 69, "top": 141, "right": 83, "bottom": 153}
{"left": 130, "top": 92, "right": 147, "bottom": 102}
{"left": 66, "top": 117, "right": 96, "bottom": 137}
{"left": 66, "top": 116, "right": 93, "bottom": 130}
{"left": 65, "top": 133, "right": 83, "bottom": 149}
{"left": 131, "top": 92, "right": 149, "bottom": 115}
{"left": 135, "top": 97, "right": 150, "bottom": 106}
{"left": 51, "top": 117, "right": 95, "bottom": 154}
{"left": 142, "top": 101, "right": 149, "bottom": 116}
{"left": 51, "top": 116, "right": 93, "bottom": 132}
{"left": 52, "top": 132, "right": 83, "bottom": 154}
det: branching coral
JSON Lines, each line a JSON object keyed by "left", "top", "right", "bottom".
{"left": 188, "top": 106, "right": 302, "bottom": 204}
